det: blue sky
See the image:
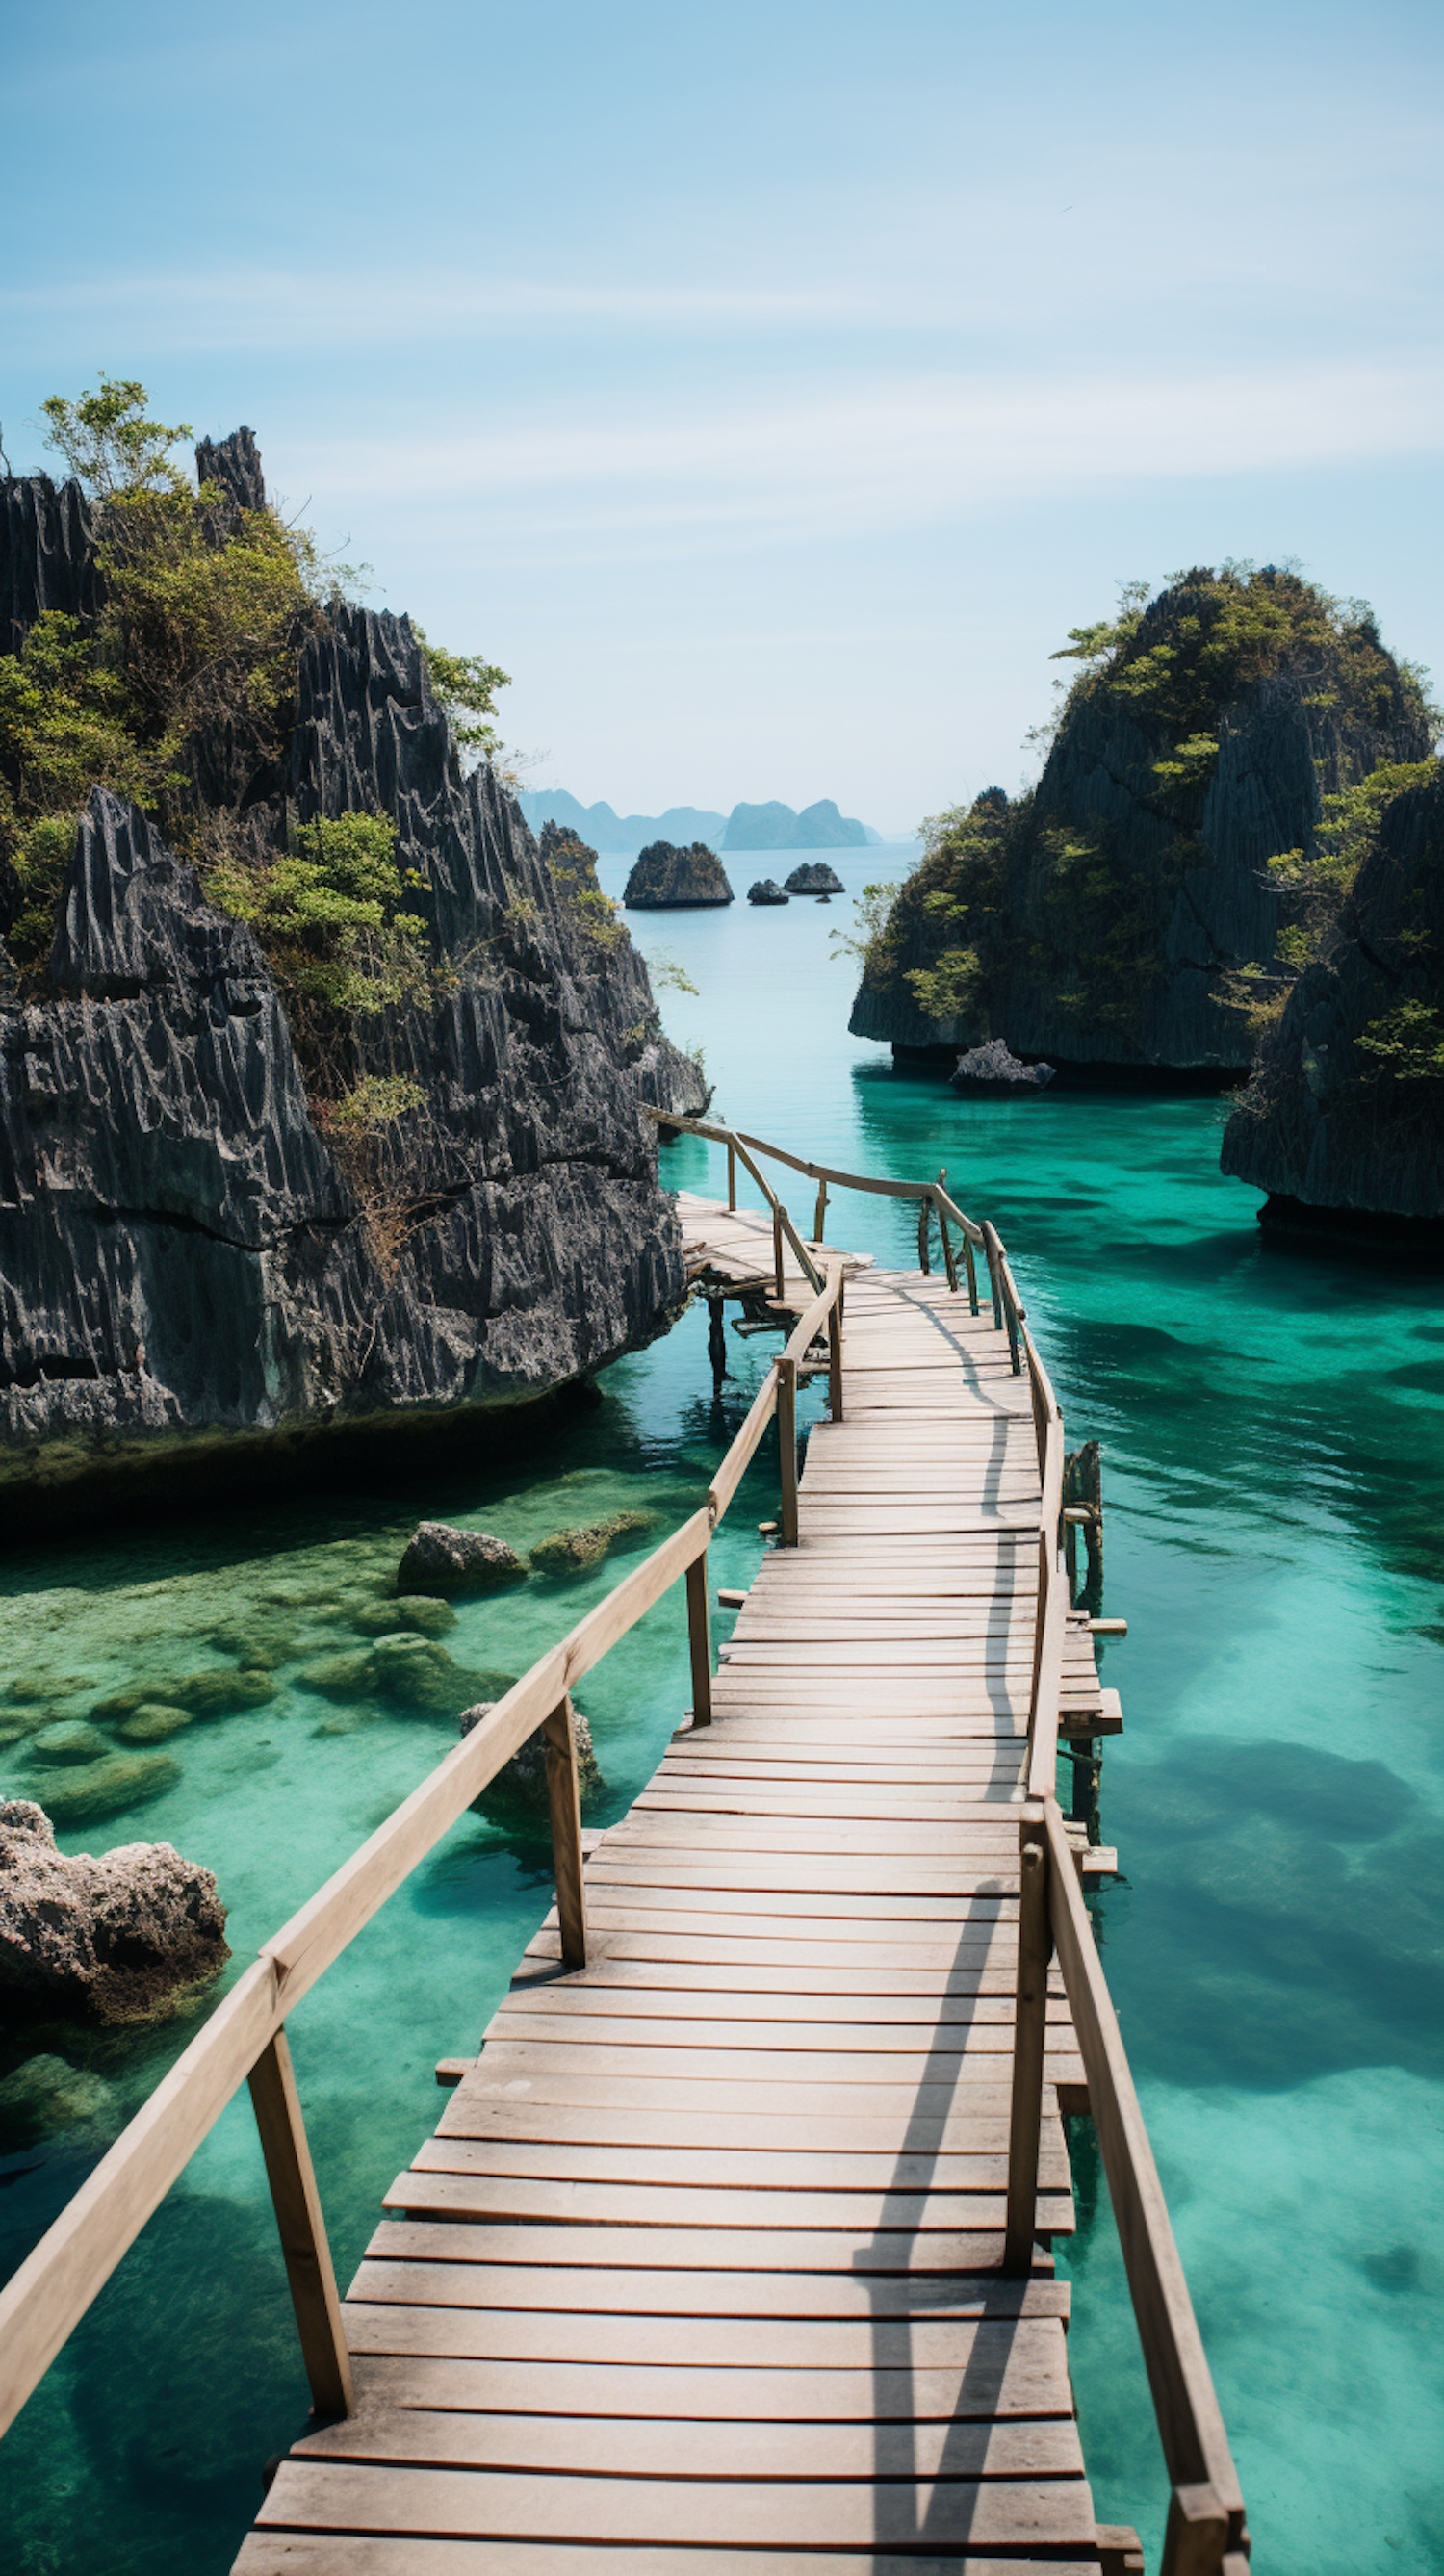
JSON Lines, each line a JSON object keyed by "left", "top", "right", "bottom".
{"left": 4, "top": 0, "right": 1440, "bottom": 831}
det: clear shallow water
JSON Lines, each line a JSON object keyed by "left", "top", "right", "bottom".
{"left": 2, "top": 845, "right": 1440, "bottom": 2571}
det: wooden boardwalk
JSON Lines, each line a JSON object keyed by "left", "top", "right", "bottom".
{"left": 236, "top": 1198, "right": 1118, "bottom": 2572}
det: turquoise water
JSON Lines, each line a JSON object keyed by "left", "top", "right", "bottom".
{"left": 2, "top": 847, "right": 1440, "bottom": 2570}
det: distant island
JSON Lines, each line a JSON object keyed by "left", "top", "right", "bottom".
{"left": 519, "top": 789, "right": 883, "bottom": 853}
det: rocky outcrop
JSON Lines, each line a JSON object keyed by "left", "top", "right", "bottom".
{"left": 397, "top": 1522, "right": 527, "bottom": 1593}
{"left": 1, "top": 474, "right": 101, "bottom": 655}
{"left": 0, "top": 446, "right": 698, "bottom": 1516}
{"left": 748, "top": 879, "right": 788, "bottom": 905}
{"left": 0, "top": 1799, "right": 229, "bottom": 2022}
{"left": 785, "top": 863, "right": 844, "bottom": 895}
{"left": 852, "top": 573, "right": 1430, "bottom": 1070}
{"left": 723, "top": 800, "right": 867, "bottom": 852}
{"left": 952, "top": 1040, "right": 1055, "bottom": 1094}
{"left": 1221, "top": 770, "right": 1444, "bottom": 1225}
{"left": 194, "top": 427, "right": 265, "bottom": 515}
{"left": 623, "top": 841, "right": 734, "bottom": 908}
{"left": 460, "top": 1699, "right": 604, "bottom": 1825}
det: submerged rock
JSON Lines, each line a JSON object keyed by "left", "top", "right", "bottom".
{"left": 397, "top": 1522, "right": 527, "bottom": 1595}
{"left": 460, "top": 1700, "right": 603, "bottom": 1824}
{"left": 0, "top": 1799, "right": 228, "bottom": 2022}
{"left": 0, "top": 2052, "right": 115, "bottom": 2144}
{"left": 28, "top": 1719, "right": 112, "bottom": 1765}
{"left": 350, "top": 1594, "right": 456, "bottom": 1637}
{"left": 748, "top": 879, "right": 789, "bottom": 906}
{"left": 38, "top": 1753, "right": 180, "bottom": 1825}
{"left": 951, "top": 1040, "right": 1056, "bottom": 1094}
{"left": 623, "top": 841, "right": 734, "bottom": 908}
{"left": 114, "top": 1703, "right": 196, "bottom": 1743}
{"left": 784, "top": 863, "right": 844, "bottom": 896}
{"left": 529, "top": 1509, "right": 655, "bottom": 1575}
{"left": 166, "top": 1669, "right": 277, "bottom": 1716}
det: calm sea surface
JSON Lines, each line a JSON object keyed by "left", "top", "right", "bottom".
{"left": 2, "top": 846, "right": 1440, "bottom": 2571}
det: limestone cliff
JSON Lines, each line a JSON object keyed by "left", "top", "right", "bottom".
{"left": 623, "top": 841, "right": 734, "bottom": 908}
{"left": 852, "top": 570, "right": 1430, "bottom": 1069}
{"left": 1221, "top": 768, "right": 1444, "bottom": 1226}
{"left": 0, "top": 438, "right": 698, "bottom": 1517}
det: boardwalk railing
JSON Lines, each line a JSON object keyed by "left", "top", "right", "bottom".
{"left": 655, "top": 1105, "right": 1250, "bottom": 2576}
{"left": 0, "top": 1223, "right": 843, "bottom": 2448}
{"left": 1, "top": 1115, "right": 1248, "bottom": 2573}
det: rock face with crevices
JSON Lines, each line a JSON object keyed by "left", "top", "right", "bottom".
{"left": 0, "top": 1798, "right": 229, "bottom": 2022}
{"left": 1221, "top": 769, "right": 1444, "bottom": 1224}
{"left": 623, "top": 841, "right": 734, "bottom": 908}
{"left": 0, "top": 437, "right": 702, "bottom": 1513}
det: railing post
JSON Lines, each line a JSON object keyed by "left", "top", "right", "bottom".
{"left": 778, "top": 1354, "right": 799, "bottom": 1544}
{"left": 981, "top": 1221, "right": 1005, "bottom": 1331}
{"left": 543, "top": 1696, "right": 588, "bottom": 1968}
{"left": 1003, "top": 1819, "right": 1049, "bottom": 2275}
{"left": 813, "top": 1178, "right": 827, "bottom": 1243}
{"left": 963, "top": 1232, "right": 979, "bottom": 1316}
{"left": 828, "top": 1290, "right": 844, "bottom": 1422}
{"left": 727, "top": 1141, "right": 736, "bottom": 1212}
{"left": 772, "top": 1203, "right": 785, "bottom": 1298}
{"left": 686, "top": 1548, "right": 712, "bottom": 1727}
{"left": 246, "top": 2026, "right": 354, "bottom": 2421}
{"left": 917, "top": 1197, "right": 931, "bottom": 1275}
{"left": 937, "top": 1176, "right": 959, "bottom": 1294}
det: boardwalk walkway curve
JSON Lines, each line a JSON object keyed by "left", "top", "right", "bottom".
{"left": 0, "top": 1114, "right": 1249, "bottom": 2575}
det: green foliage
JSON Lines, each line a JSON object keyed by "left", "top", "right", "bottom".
{"left": 414, "top": 627, "right": 510, "bottom": 758}
{"left": 541, "top": 826, "right": 627, "bottom": 951}
{"left": 329, "top": 1072, "right": 429, "bottom": 1129}
{"left": 1355, "top": 998, "right": 1444, "bottom": 1082}
{"left": 828, "top": 879, "right": 903, "bottom": 970}
{"left": 41, "top": 374, "right": 193, "bottom": 500}
{"left": 641, "top": 949, "right": 699, "bottom": 997}
{"left": 257, "top": 814, "right": 430, "bottom": 1021}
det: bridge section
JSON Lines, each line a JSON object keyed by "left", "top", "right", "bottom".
{"left": 237, "top": 1210, "right": 1113, "bottom": 2571}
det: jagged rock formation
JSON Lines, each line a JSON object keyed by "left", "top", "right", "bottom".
{"left": 785, "top": 863, "right": 844, "bottom": 895}
{"left": 397, "top": 1523, "right": 527, "bottom": 1593}
{"left": 748, "top": 879, "right": 788, "bottom": 906}
{"left": 0, "top": 1798, "right": 229, "bottom": 2023}
{"left": 194, "top": 426, "right": 265, "bottom": 514}
{"left": 852, "top": 572, "right": 1430, "bottom": 1070}
{"left": 723, "top": 799, "right": 867, "bottom": 852}
{"left": 1221, "top": 769, "right": 1444, "bottom": 1225}
{"left": 537, "top": 820, "right": 709, "bottom": 1120}
{"left": 1, "top": 474, "right": 102, "bottom": 655}
{"left": 0, "top": 436, "right": 703, "bottom": 1516}
{"left": 952, "top": 1040, "right": 1055, "bottom": 1094}
{"left": 623, "top": 841, "right": 734, "bottom": 908}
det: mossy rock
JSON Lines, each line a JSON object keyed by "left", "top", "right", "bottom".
{"left": 465, "top": 1703, "right": 604, "bottom": 1826}
{"left": 40, "top": 1751, "right": 181, "bottom": 1823}
{"left": 89, "top": 1686, "right": 156, "bottom": 1723}
{"left": 206, "top": 1622, "right": 297, "bottom": 1669}
{"left": 114, "top": 1703, "right": 196, "bottom": 1744}
{"left": 0, "top": 2053, "right": 115, "bottom": 2147}
{"left": 297, "top": 1651, "right": 374, "bottom": 1700}
{"left": 350, "top": 1596, "right": 457, "bottom": 1639}
{"left": 366, "top": 1634, "right": 468, "bottom": 1713}
{"left": 529, "top": 1510, "right": 655, "bottom": 1577}
{"left": 27, "top": 1720, "right": 113, "bottom": 1767}
{"left": 167, "top": 1669, "right": 277, "bottom": 1716}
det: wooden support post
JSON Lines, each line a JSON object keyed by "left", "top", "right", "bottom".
{"left": 247, "top": 2028, "right": 354, "bottom": 2422}
{"left": 916, "top": 1198, "right": 931, "bottom": 1275}
{"left": 981, "top": 1221, "right": 1005, "bottom": 1330}
{"left": 963, "top": 1232, "right": 979, "bottom": 1316}
{"left": 937, "top": 1176, "right": 958, "bottom": 1294}
{"left": 772, "top": 1204, "right": 785, "bottom": 1299}
{"left": 726, "top": 1141, "right": 736, "bottom": 1212}
{"left": 543, "top": 1697, "right": 588, "bottom": 1968}
{"left": 685, "top": 1551, "right": 712, "bottom": 1728}
{"left": 813, "top": 1178, "right": 827, "bottom": 1244}
{"left": 707, "top": 1297, "right": 727, "bottom": 1391}
{"left": 1003, "top": 1824, "right": 1049, "bottom": 2275}
{"left": 827, "top": 1296, "right": 844, "bottom": 1422}
{"left": 777, "top": 1355, "right": 799, "bottom": 1544}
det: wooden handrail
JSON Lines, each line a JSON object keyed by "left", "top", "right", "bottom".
{"left": 1043, "top": 1800, "right": 1249, "bottom": 2574}
{"left": 0, "top": 1247, "right": 847, "bottom": 2445}
{"left": 646, "top": 1106, "right": 987, "bottom": 1248}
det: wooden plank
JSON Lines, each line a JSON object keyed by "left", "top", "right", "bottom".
{"left": 292, "top": 2408, "right": 1085, "bottom": 2479}
{"left": 382, "top": 2174, "right": 1074, "bottom": 2232}
{"left": 362, "top": 2219, "right": 1025, "bottom": 2275}
{"left": 342, "top": 2288, "right": 1072, "bottom": 2367}
{"left": 339, "top": 2339, "right": 1076, "bottom": 2418}
{"left": 256, "top": 2460, "right": 1098, "bottom": 2550}
{"left": 406, "top": 2141, "right": 1072, "bottom": 2194}
{"left": 347, "top": 2260, "right": 1067, "bottom": 2320}
{"left": 238, "top": 2542, "right": 1102, "bottom": 2576}
{"left": 492, "top": 1986, "right": 1070, "bottom": 2028}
